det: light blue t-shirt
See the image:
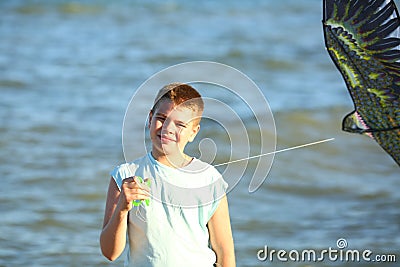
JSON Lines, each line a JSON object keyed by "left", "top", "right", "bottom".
{"left": 110, "top": 153, "right": 228, "bottom": 267}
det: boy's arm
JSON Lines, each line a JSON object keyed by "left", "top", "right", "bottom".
{"left": 208, "top": 195, "right": 236, "bottom": 267}
{"left": 100, "top": 176, "right": 149, "bottom": 261}
{"left": 99, "top": 177, "right": 129, "bottom": 261}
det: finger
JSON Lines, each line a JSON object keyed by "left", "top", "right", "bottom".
{"left": 133, "top": 176, "right": 145, "bottom": 184}
{"left": 122, "top": 176, "right": 145, "bottom": 189}
{"left": 130, "top": 192, "right": 150, "bottom": 203}
{"left": 126, "top": 186, "right": 150, "bottom": 194}
{"left": 133, "top": 177, "right": 151, "bottom": 191}
{"left": 138, "top": 181, "right": 151, "bottom": 191}
{"left": 122, "top": 176, "right": 136, "bottom": 184}
{"left": 134, "top": 194, "right": 150, "bottom": 201}
{"left": 122, "top": 191, "right": 149, "bottom": 207}
{"left": 125, "top": 186, "right": 151, "bottom": 197}
{"left": 142, "top": 178, "right": 151, "bottom": 190}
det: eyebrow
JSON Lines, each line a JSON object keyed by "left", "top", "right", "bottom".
{"left": 175, "top": 120, "right": 188, "bottom": 126}
{"left": 155, "top": 112, "right": 189, "bottom": 125}
{"left": 155, "top": 112, "right": 167, "bottom": 118}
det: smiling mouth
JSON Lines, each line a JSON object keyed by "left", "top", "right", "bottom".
{"left": 159, "top": 134, "right": 176, "bottom": 143}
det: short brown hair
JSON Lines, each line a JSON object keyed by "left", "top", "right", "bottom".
{"left": 152, "top": 83, "right": 204, "bottom": 123}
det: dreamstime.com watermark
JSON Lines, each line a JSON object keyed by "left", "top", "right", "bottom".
{"left": 257, "top": 238, "right": 397, "bottom": 263}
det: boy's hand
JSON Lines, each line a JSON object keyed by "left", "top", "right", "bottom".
{"left": 118, "top": 176, "right": 150, "bottom": 212}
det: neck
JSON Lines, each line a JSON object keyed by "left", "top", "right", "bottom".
{"left": 151, "top": 151, "right": 192, "bottom": 169}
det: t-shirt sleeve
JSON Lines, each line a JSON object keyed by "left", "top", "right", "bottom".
{"left": 109, "top": 163, "right": 135, "bottom": 191}
{"left": 207, "top": 169, "right": 229, "bottom": 220}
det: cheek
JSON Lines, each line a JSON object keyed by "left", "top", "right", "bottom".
{"left": 151, "top": 119, "right": 163, "bottom": 130}
{"left": 177, "top": 129, "right": 191, "bottom": 141}
{"left": 149, "top": 122, "right": 161, "bottom": 138}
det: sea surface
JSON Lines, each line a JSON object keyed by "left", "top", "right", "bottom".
{"left": 1, "top": 1, "right": 399, "bottom": 266}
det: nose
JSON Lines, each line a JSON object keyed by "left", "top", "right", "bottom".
{"left": 162, "top": 118, "right": 175, "bottom": 134}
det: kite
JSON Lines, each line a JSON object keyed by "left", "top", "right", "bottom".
{"left": 323, "top": 0, "right": 400, "bottom": 166}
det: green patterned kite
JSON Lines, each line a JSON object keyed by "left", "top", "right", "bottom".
{"left": 323, "top": 0, "right": 400, "bottom": 166}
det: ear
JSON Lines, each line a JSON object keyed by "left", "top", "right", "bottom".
{"left": 188, "top": 124, "right": 200, "bottom": 142}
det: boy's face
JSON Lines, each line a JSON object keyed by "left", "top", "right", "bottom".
{"left": 149, "top": 99, "right": 200, "bottom": 160}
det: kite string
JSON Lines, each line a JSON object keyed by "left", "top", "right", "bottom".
{"left": 213, "top": 138, "right": 335, "bottom": 167}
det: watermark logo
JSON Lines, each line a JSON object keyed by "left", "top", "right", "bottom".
{"left": 122, "top": 61, "right": 276, "bottom": 207}
{"left": 122, "top": 61, "right": 334, "bottom": 207}
{"left": 257, "top": 238, "right": 397, "bottom": 263}
{"left": 336, "top": 237, "right": 347, "bottom": 249}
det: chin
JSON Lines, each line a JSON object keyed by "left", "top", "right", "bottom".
{"left": 152, "top": 144, "right": 174, "bottom": 156}
{"left": 162, "top": 145, "right": 179, "bottom": 156}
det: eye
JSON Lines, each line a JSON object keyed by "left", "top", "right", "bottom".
{"left": 156, "top": 116, "right": 166, "bottom": 122}
{"left": 176, "top": 121, "right": 187, "bottom": 128}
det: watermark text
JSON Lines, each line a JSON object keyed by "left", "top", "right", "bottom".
{"left": 257, "top": 238, "right": 397, "bottom": 263}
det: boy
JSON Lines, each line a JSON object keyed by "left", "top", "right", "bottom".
{"left": 100, "top": 83, "right": 236, "bottom": 266}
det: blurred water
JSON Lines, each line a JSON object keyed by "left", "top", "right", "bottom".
{"left": 1, "top": 1, "right": 399, "bottom": 266}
